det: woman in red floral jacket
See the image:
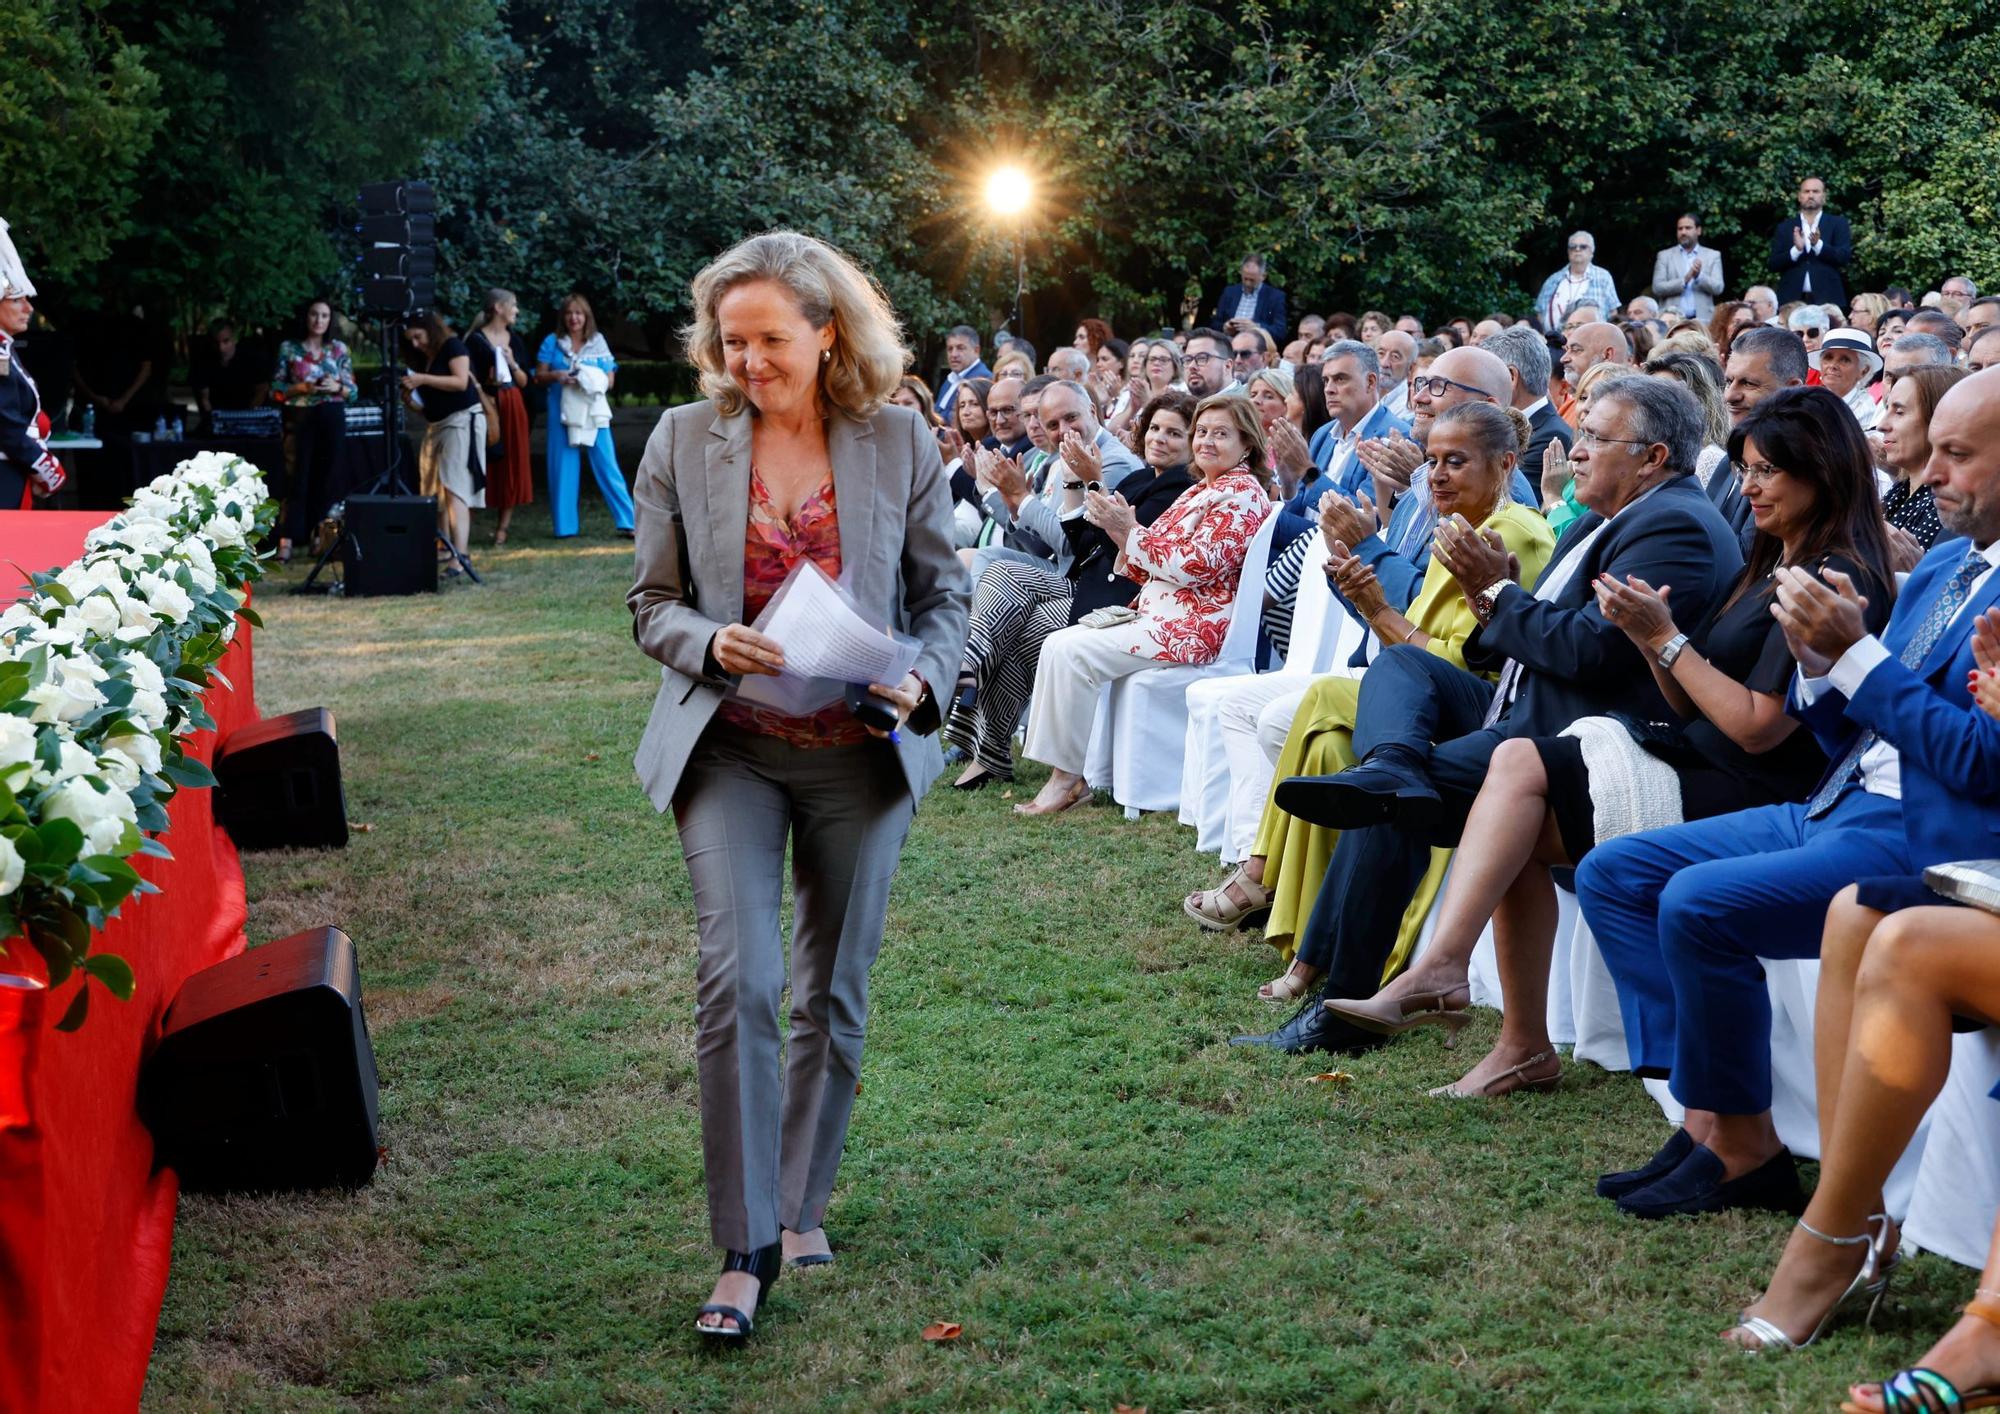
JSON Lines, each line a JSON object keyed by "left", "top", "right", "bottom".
{"left": 1015, "top": 392, "right": 1274, "bottom": 815}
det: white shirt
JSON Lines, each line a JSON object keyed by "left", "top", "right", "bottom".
{"left": 1791, "top": 211, "right": 1824, "bottom": 292}
{"left": 1521, "top": 396, "right": 1550, "bottom": 421}
{"left": 1842, "top": 383, "right": 1881, "bottom": 432}
{"left": 1380, "top": 380, "right": 1409, "bottom": 418}
{"left": 1797, "top": 540, "right": 2000, "bottom": 799}
{"left": 1235, "top": 288, "right": 1261, "bottom": 323}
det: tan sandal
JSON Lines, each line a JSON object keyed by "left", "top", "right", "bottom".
{"left": 1013, "top": 778, "right": 1090, "bottom": 816}
{"left": 1258, "top": 966, "right": 1315, "bottom": 1003}
{"left": 1183, "top": 866, "right": 1272, "bottom": 931}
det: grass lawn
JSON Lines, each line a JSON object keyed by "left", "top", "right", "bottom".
{"left": 142, "top": 496, "right": 1972, "bottom": 1412}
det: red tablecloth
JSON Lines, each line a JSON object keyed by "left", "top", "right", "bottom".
{"left": 0, "top": 510, "right": 258, "bottom": 1414}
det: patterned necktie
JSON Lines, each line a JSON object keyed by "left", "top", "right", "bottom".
{"left": 1805, "top": 548, "right": 1989, "bottom": 817}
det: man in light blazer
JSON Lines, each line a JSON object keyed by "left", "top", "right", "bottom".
{"left": 626, "top": 229, "right": 969, "bottom": 1341}
{"left": 1651, "top": 213, "right": 1725, "bottom": 323}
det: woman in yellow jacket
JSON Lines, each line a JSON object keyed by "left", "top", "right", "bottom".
{"left": 1205, "top": 401, "right": 1557, "bottom": 1001}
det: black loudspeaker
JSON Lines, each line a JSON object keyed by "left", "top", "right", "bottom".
{"left": 141, "top": 927, "right": 381, "bottom": 1193}
{"left": 214, "top": 707, "right": 349, "bottom": 850}
{"left": 342, "top": 494, "right": 436, "bottom": 596}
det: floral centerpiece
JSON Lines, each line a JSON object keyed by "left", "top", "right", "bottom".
{"left": 0, "top": 451, "right": 274, "bottom": 1029}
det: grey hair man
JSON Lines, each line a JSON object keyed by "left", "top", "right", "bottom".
{"left": 1745, "top": 285, "right": 1781, "bottom": 325}
{"left": 1884, "top": 331, "right": 1959, "bottom": 380}
{"left": 1046, "top": 346, "right": 1091, "bottom": 382}
{"left": 1905, "top": 308, "right": 1964, "bottom": 352}
{"left": 1375, "top": 330, "right": 1417, "bottom": 417}
{"left": 1486, "top": 323, "right": 1573, "bottom": 471}
{"left": 1626, "top": 295, "right": 1662, "bottom": 321}
{"left": 1940, "top": 275, "right": 1979, "bottom": 318}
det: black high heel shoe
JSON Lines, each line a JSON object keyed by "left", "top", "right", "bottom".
{"left": 694, "top": 1242, "right": 781, "bottom": 1340}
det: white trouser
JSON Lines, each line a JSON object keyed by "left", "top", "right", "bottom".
{"left": 1216, "top": 680, "right": 1311, "bottom": 861}
{"left": 1023, "top": 621, "right": 1165, "bottom": 774}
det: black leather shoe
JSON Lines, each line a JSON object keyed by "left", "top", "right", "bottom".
{"left": 1231, "top": 994, "right": 1387, "bottom": 1055}
{"left": 694, "top": 1242, "right": 782, "bottom": 1340}
{"left": 1615, "top": 1144, "right": 1802, "bottom": 1220}
{"left": 1274, "top": 760, "right": 1442, "bottom": 832}
{"left": 1596, "top": 1128, "right": 1696, "bottom": 1199}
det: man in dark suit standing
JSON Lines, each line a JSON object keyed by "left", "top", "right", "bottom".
{"left": 1212, "top": 254, "right": 1288, "bottom": 345}
{"left": 1237, "top": 378, "right": 1743, "bottom": 1054}
{"left": 1768, "top": 176, "right": 1853, "bottom": 309}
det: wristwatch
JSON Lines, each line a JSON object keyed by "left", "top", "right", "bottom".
{"left": 1657, "top": 632, "right": 1691, "bottom": 669}
{"left": 1472, "top": 578, "right": 1510, "bottom": 619}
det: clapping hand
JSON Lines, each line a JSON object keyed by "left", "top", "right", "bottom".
{"left": 1318, "top": 490, "right": 1378, "bottom": 553}
{"left": 1268, "top": 418, "right": 1314, "bottom": 484}
{"left": 1594, "top": 574, "right": 1677, "bottom": 652}
{"left": 1886, "top": 524, "right": 1925, "bottom": 575}
{"left": 1433, "top": 514, "right": 1514, "bottom": 600}
{"left": 1771, "top": 564, "right": 1870, "bottom": 677}
{"left": 1793, "top": 224, "right": 1809, "bottom": 252}
{"left": 1083, "top": 487, "right": 1138, "bottom": 547}
{"left": 1356, "top": 429, "right": 1424, "bottom": 491}
{"left": 939, "top": 427, "right": 966, "bottom": 463}
{"left": 1969, "top": 609, "right": 2000, "bottom": 722}
{"left": 1541, "top": 439, "right": 1573, "bottom": 506}
{"left": 1059, "top": 428, "right": 1105, "bottom": 483}
{"left": 1332, "top": 549, "right": 1388, "bottom": 620}
{"left": 987, "top": 450, "right": 1030, "bottom": 507}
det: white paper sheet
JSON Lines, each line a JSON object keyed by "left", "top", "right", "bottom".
{"left": 731, "top": 560, "right": 922, "bottom": 717}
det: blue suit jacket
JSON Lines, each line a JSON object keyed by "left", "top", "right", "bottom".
{"left": 936, "top": 358, "right": 993, "bottom": 419}
{"left": 1211, "top": 283, "right": 1288, "bottom": 342}
{"left": 1272, "top": 402, "right": 1412, "bottom": 550}
{"left": 1793, "top": 540, "right": 2000, "bottom": 861}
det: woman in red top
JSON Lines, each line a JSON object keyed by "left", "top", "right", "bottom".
{"left": 1014, "top": 393, "right": 1274, "bottom": 815}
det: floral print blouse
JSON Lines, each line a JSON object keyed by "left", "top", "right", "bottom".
{"left": 1118, "top": 466, "right": 1273, "bottom": 663}
{"left": 716, "top": 467, "right": 872, "bottom": 748}
{"left": 271, "top": 339, "right": 357, "bottom": 407}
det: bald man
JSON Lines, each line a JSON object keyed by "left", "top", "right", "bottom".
{"left": 1562, "top": 321, "right": 1632, "bottom": 382}
{"left": 1576, "top": 368, "right": 2000, "bottom": 1219}
{"left": 1242, "top": 374, "right": 1744, "bottom": 1056}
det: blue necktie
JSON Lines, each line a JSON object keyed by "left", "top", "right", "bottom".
{"left": 1805, "top": 548, "right": 1988, "bottom": 817}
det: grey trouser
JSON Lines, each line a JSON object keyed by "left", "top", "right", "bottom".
{"left": 672, "top": 727, "right": 915, "bottom": 1252}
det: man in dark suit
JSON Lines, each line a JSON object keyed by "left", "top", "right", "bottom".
{"left": 935, "top": 325, "right": 991, "bottom": 421}
{"left": 1768, "top": 176, "right": 1853, "bottom": 309}
{"left": 1212, "top": 254, "right": 1288, "bottom": 345}
{"left": 1576, "top": 368, "right": 2000, "bottom": 1220}
{"left": 1236, "top": 377, "right": 1743, "bottom": 1054}
{"left": 1485, "top": 324, "right": 1573, "bottom": 480}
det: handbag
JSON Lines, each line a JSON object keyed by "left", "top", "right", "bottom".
{"left": 1923, "top": 860, "right": 2000, "bottom": 916}
{"left": 1076, "top": 604, "right": 1139, "bottom": 630}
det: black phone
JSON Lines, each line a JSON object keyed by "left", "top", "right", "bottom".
{"left": 844, "top": 681, "right": 900, "bottom": 733}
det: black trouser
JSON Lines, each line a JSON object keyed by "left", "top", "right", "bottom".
{"left": 284, "top": 401, "right": 346, "bottom": 543}
{"left": 0, "top": 458, "right": 27, "bottom": 509}
{"left": 1292, "top": 645, "right": 1509, "bottom": 991}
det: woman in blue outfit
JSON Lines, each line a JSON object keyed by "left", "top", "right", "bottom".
{"left": 534, "top": 291, "right": 636, "bottom": 538}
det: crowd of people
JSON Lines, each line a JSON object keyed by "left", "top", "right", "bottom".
{"left": 899, "top": 181, "right": 2000, "bottom": 1407}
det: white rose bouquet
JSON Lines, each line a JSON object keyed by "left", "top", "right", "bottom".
{"left": 0, "top": 452, "right": 275, "bottom": 1029}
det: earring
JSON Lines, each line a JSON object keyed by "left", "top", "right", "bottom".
{"left": 821, "top": 349, "right": 831, "bottom": 364}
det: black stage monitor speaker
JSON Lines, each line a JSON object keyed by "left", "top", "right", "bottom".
{"left": 141, "top": 926, "right": 380, "bottom": 1193}
{"left": 343, "top": 494, "right": 436, "bottom": 597}
{"left": 215, "top": 706, "right": 349, "bottom": 850}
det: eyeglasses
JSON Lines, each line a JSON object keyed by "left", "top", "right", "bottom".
{"left": 1568, "top": 243, "right": 1592, "bottom": 251}
{"left": 1574, "top": 429, "right": 1658, "bottom": 451}
{"left": 1739, "top": 461, "right": 1788, "bottom": 487}
{"left": 987, "top": 402, "right": 1019, "bottom": 416}
{"left": 1408, "top": 374, "right": 1494, "bottom": 400}
{"left": 1186, "top": 352, "right": 1227, "bottom": 367}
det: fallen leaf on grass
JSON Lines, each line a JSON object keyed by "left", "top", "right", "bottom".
{"left": 921, "top": 1321, "right": 962, "bottom": 1341}
{"left": 1116, "top": 1405, "right": 1149, "bottom": 1413}
{"left": 352, "top": 822, "right": 374, "bottom": 833}
{"left": 1000, "top": 790, "right": 1013, "bottom": 800}
{"left": 584, "top": 753, "right": 601, "bottom": 762}
{"left": 1309, "top": 1071, "right": 1354, "bottom": 1085}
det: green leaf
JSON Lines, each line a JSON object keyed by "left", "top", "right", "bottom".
{"left": 162, "top": 757, "right": 218, "bottom": 789}
{"left": 35, "top": 818, "right": 83, "bottom": 867}
{"left": 78, "top": 951, "right": 135, "bottom": 1000}
{"left": 52, "top": 983, "right": 89, "bottom": 1031}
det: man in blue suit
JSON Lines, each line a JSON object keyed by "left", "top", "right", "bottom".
{"left": 1576, "top": 368, "right": 2000, "bottom": 1221}
{"left": 1237, "top": 378, "right": 1743, "bottom": 1052}
{"left": 935, "top": 325, "right": 991, "bottom": 421}
{"left": 1212, "top": 254, "right": 1288, "bottom": 345}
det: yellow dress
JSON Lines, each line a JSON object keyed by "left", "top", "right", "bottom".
{"left": 1255, "top": 500, "right": 1558, "bottom": 977}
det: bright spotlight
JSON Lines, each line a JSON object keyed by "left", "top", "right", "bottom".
{"left": 984, "top": 166, "right": 1032, "bottom": 219}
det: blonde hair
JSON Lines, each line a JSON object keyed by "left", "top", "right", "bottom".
{"left": 1192, "top": 391, "right": 1268, "bottom": 469}
{"left": 683, "top": 230, "right": 908, "bottom": 418}
{"left": 1651, "top": 327, "right": 1719, "bottom": 360}
{"left": 992, "top": 348, "right": 1036, "bottom": 383}
{"left": 1245, "top": 367, "right": 1295, "bottom": 403}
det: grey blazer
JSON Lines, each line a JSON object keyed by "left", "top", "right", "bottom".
{"left": 1650, "top": 243, "right": 1725, "bottom": 322}
{"left": 627, "top": 399, "right": 970, "bottom": 811}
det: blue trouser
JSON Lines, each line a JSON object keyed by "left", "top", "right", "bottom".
{"left": 1574, "top": 788, "right": 1911, "bottom": 1115}
{"left": 546, "top": 423, "right": 635, "bottom": 536}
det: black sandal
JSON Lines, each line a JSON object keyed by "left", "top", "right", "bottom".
{"left": 694, "top": 1243, "right": 781, "bottom": 1341}
{"left": 783, "top": 1227, "right": 834, "bottom": 1270}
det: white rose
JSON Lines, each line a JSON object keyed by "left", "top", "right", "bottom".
{"left": 100, "top": 729, "right": 162, "bottom": 789}
{"left": 118, "top": 652, "right": 167, "bottom": 697}
{"left": 43, "top": 777, "right": 138, "bottom": 857}
{"left": 135, "top": 574, "right": 194, "bottom": 625}
{"left": 0, "top": 834, "right": 23, "bottom": 896}
{"left": 0, "top": 602, "right": 41, "bottom": 636}
{"left": 0, "top": 714, "right": 39, "bottom": 785}
{"left": 73, "top": 593, "right": 122, "bottom": 640}
{"left": 78, "top": 557, "right": 129, "bottom": 590}
{"left": 34, "top": 739, "right": 98, "bottom": 790}
{"left": 127, "top": 688, "right": 169, "bottom": 732}
{"left": 205, "top": 514, "right": 247, "bottom": 548}
{"left": 24, "top": 673, "right": 103, "bottom": 724}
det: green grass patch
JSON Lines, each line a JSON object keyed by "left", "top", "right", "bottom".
{"left": 143, "top": 497, "right": 1973, "bottom": 1411}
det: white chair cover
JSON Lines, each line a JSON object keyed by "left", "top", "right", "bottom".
{"left": 1084, "top": 514, "right": 1279, "bottom": 815}
{"left": 1905, "top": 1028, "right": 2000, "bottom": 1267}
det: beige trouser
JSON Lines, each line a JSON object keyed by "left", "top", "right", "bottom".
{"left": 1021, "top": 620, "right": 1170, "bottom": 774}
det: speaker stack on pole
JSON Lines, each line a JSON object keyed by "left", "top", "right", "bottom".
{"left": 355, "top": 180, "right": 436, "bottom": 320}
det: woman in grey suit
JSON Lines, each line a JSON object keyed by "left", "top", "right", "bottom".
{"left": 626, "top": 231, "right": 968, "bottom": 1340}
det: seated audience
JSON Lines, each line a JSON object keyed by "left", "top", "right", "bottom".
{"left": 972, "top": 377, "right": 1138, "bottom": 576}
{"left": 1186, "top": 403, "right": 1555, "bottom": 980}
{"left": 1812, "top": 327, "right": 1882, "bottom": 431}
{"left": 1485, "top": 323, "right": 1573, "bottom": 475}
{"left": 1710, "top": 325, "right": 1811, "bottom": 540}
{"left": 1245, "top": 367, "right": 1297, "bottom": 490}
{"left": 1540, "top": 360, "right": 1635, "bottom": 535}
{"left": 1970, "top": 323, "right": 2000, "bottom": 374}
{"left": 1014, "top": 395, "right": 1274, "bottom": 815}
{"left": 1575, "top": 367, "right": 2000, "bottom": 1219}
{"left": 1876, "top": 363, "right": 1968, "bottom": 558}
{"left": 943, "top": 391, "right": 1199, "bottom": 789}
{"left": 1236, "top": 377, "right": 1744, "bottom": 1057}
{"left": 1643, "top": 347, "right": 1732, "bottom": 489}
{"left": 1322, "top": 387, "right": 1892, "bottom": 1096}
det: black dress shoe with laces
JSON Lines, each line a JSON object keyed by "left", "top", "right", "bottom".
{"left": 1274, "top": 760, "right": 1443, "bottom": 832}
{"left": 1231, "top": 993, "right": 1388, "bottom": 1056}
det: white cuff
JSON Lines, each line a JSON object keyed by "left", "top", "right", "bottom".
{"left": 1789, "top": 247, "right": 1803, "bottom": 262}
{"left": 1827, "top": 634, "right": 1891, "bottom": 697}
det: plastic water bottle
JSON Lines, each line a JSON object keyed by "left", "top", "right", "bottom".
{"left": 170, "top": 416, "right": 184, "bottom": 442}
{"left": 81, "top": 405, "right": 95, "bottom": 437}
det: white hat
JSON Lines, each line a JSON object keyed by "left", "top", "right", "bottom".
{"left": 0, "top": 218, "right": 33, "bottom": 301}
{"left": 1810, "top": 327, "right": 1881, "bottom": 378}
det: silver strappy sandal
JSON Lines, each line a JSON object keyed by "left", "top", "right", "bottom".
{"left": 1727, "top": 1214, "right": 1890, "bottom": 1353}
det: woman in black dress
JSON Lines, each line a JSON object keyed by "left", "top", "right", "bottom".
{"left": 1322, "top": 385, "right": 1894, "bottom": 1097}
